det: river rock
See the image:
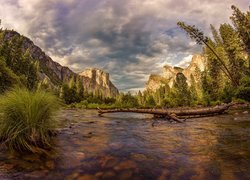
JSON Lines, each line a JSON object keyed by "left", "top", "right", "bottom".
{"left": 0, "top": 163, "right": 15, "bottom": 171}
{"left": 114, "top": 160, "right": 137, "bottom": 171}
{"left": 24, "top": 170, "right": 48, "bottom": 178}
{"left": 45, "top": 160, "right": 55, "bottom": 169}
{"left": 99, "top": 155, "right": 118, "bottom": 168}
{"left": 59, "top": 152, "right": 85, "bottom": 169}
{"left": 102, "top": 171, "right": 116, "bottom": 179}
{"left": 130, "top": 153, "right": 147, "bottom": 162}
{"left": 109, "top": 142, "right": 123, "bottom": 150}
{"left": 77, "top": 174, "right": 97, "bottom": 180}
{"left": 95, "top": 172, "right": 104, "bottom": 178}
{"left": 243, "top": 111, "right": 248, "bottom": 114}
{"left": 118, "top": 170, "right": 133, "bottom": 179}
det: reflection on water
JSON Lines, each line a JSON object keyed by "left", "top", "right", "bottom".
{"left": 0, "top": 109, "right": 250, "bottom": 179}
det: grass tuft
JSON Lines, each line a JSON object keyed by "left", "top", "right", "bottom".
{"left": 0, "top": 88, "right": 60, "bottom": 153}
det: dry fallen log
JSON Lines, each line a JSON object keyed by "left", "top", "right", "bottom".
{"left": 98, "top": 104, "right": 232, "bottom": 123}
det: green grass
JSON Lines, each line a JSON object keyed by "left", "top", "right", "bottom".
{"left": 0, "top": 88, "right": 60, "bottom": 153}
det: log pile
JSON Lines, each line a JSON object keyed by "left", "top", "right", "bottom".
{"left": 98, "top": 104, "right": 232, "bottom": 123}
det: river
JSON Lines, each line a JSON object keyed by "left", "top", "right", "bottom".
{"left": 0, "top": 109, "right": 250, "bottom": 179}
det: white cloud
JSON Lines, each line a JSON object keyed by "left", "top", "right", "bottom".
{"left": 175, "top": 54, "right": 193, "bottom": 68}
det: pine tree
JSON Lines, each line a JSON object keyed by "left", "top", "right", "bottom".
{"left": 173, "top": 73, "right": 191, "bottom": 106}
{"left": 219, "top": 23, "right": 246, "bottom": 84}
{"left": 231, "top": 5, "right": 250, "bottom": 70}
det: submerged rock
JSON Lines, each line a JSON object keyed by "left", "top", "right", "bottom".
{"left": 114, "top": 160, "right": 137, "bottom": 171}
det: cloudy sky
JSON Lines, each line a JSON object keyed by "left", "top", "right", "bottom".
{"left": 0, "top": 0, "right": 248, "bottom": 91}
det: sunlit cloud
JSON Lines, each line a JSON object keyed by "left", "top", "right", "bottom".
{"left": 0, "top": 0, "right": 248, "bottom": 91}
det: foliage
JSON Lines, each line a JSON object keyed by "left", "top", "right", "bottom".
{"left": 61, "top": 83, "right": 81, "bottom": 105}
{"left": 235, "top": 87, "right": 250, "bottom": 102}
{"left": 0, "top": 57, "right": 20, "bottom": 93}
{"left": 177, "top": 22, "right": 239, "bottom": 87}
{"left": 0, "top": 30, "right": 39, "bottom": 92}
{"left": 0, "top": 88, "right": 60, "bottom": 153}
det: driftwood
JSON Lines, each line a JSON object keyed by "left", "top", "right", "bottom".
{"left": 98, "top": 104, "right": 233, "bottom": 123}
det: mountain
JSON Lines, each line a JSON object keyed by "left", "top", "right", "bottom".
{"left": 79, "top": 68, "right": 119, "bottom": 97}
{"left": 146, "top": 54, "right": 206, "bottom": 92}
{"left": 0, "top": 30, "right": 119, "bottom": 97}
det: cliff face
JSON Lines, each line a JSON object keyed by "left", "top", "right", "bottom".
{"left": 146, "top": 54, "right": 206, "bottom": 91}
{"left": 79, "top": 68, "right": 119, "bottom": 97}
{"left": 0, "top": 30, "right": 119, "bottom": 97}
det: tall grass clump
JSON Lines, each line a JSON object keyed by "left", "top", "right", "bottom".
{"left": 0, "top": 88, "right": 60, "bottom": 153}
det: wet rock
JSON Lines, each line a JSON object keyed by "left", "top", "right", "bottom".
{"left": 234, "top": 112, "right": 239, "bottom": 115}
{"left": 77, "top": 174, "right": 97, "bottom": 180}
{"left": 234, "top": 118, "right": 238, "bottom": 121}
{"left": 82, "top": 132, "right": 93, "bottom": 138}
{"left": 102, "top": 171, "right": 116, "bottom": 179}
{"left": 100, "top": 155, "right": 119, "bottom": 168}
{"left": 86, "top": 121, "right": 95, "bottom": 124}
{"left": 0, "top": 163, "right": 15, "bottom": 171}
{"left": 158, "top": 170, "right": 170, "bottom": 180}
{"left": 64, "top": 131, "right": 76, "bottom": 135}
{"left": 114, "top": 160, "right": 137, "bottom": 171}
{"left": 130, "top": 153, "right": 147, "bottom": 162}
{"left": 109, "top": 142, "right": 123, "bottom": 150}
{"left": 45, "top": 160, "right": 55, "bottom": 169}
{"left": 118, "top": 170, "right": 133, "bottom": 179}
{"left": 59, "top": 152, "right": 85, "bottom": 169}
{"left": 24, "top": 170, "right": 48, "bottom": 178}
{"left": 74, "top": 152, "right": 86, "bottom": 159}
{"left": 66, "top": 172, "right": 80, "bottom": 179}
{"left": 95, "top": 172, "right": 104, "bottom": 178}
{"left": 243, "top": 111, "right": 248, "bottom": 114}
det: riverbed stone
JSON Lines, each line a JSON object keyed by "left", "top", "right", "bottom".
{"left": 77, "top": 174, "right": 97, "bottom": 180}
{"left": 118, "top": 170, "right": 133, "bottom": 179}
{"left": 100, "top": 155, "right": 118, "bottom": 168}
{"left": 102, "top": 171, "right": 116, "bottom": 179}
{"left": 109, "top": 142, "right": 123, "bottom": 150}
{"left": 243, "top": 111, "right": 248, "bottom": 114}
{"left": 130, "top": 153, "right": 147, "bottom": 162}
{"left": 45, "top": 160, "right": 55, "bottom": 169}
{"left": 95, "top": 172, "right": 104, "bottom": 177}
{"left": 59, "top": 151, "right": 85, "bottom": 169}
{"left": 24, "top": 170, "right": 48, "bottom": 178}
{"left": 0, "top": 163, "right": 15, "bottom": 171}
{"left": 114, "top": 160, "right": 137, "bottom": 171}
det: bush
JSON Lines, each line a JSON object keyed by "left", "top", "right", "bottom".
{"left": 0, "top": 88, "right": 60, "bottom": 153}
{"left": 235, "top": 87, "right": 250, "bottom": 102}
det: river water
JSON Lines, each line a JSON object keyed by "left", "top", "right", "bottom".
{"left": 0, "top": 109, "right": 250, "bottom": 179}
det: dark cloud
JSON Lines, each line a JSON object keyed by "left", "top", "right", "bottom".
{"left": 0, "top": 0, "right": 248, "bottom": 91}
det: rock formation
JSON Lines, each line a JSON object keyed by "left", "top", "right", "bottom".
{"left": 0, "top": 30, "right": 119, "bottom": 97}
{"left": 79, "top": 68, "right": 119, "bottom": 97}
{"left": 146, "top": 54, "right": 206, "bottom": 92}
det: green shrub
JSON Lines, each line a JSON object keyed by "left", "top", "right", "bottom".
{"left": 0, "top": 88, "right": 60, "bottom": 153}
{"left": 235, "top": 87, "right": 250, "bottom": 102}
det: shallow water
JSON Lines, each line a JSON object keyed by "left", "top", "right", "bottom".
{"left": 0, "top": 109, "right": 250, "bottom": 179}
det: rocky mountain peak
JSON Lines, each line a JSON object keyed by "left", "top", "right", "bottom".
{"left": 79, "top": 68, "right": 118, "bottom": 97}
{"left": 146, "top": 54, "right": 206, "bottom": 91}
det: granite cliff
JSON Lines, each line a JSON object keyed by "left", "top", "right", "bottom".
{"left": 0, "top": 30, "right": 119, "bottom": 97}
{"left": 146, "top": 54, "right": 206, "bottom": 92}
{"left": 79, "top": 68, "right": 119, "bottom": 97}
